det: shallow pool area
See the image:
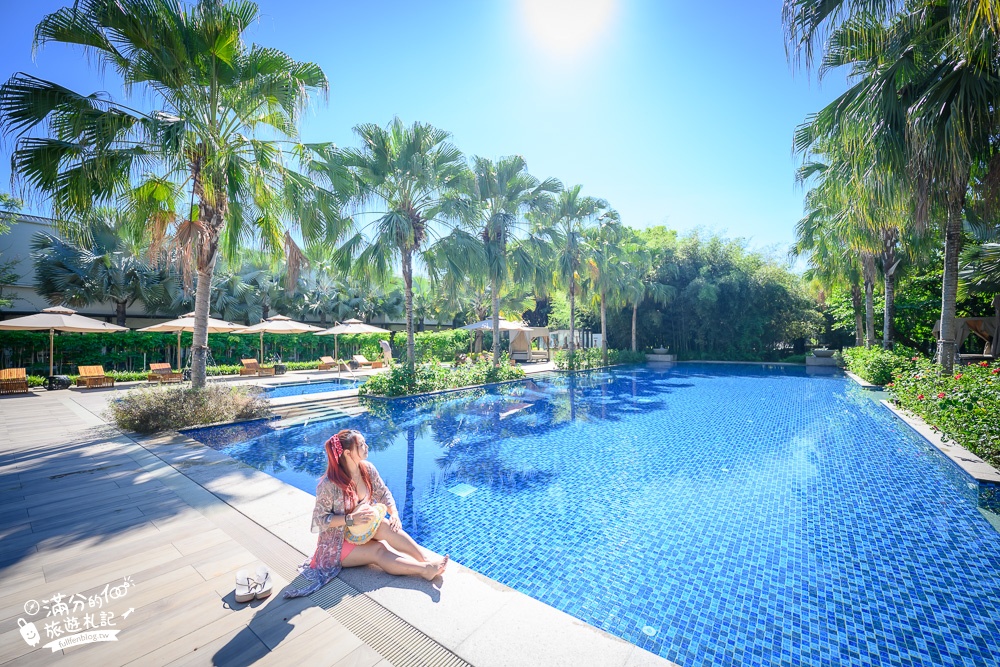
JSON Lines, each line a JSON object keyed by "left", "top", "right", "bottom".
{"left": 260, "top": 377, "right": 363, "bottom": 398}
{"left": 186, "top": 364, "right": 1000, "bottom": 666}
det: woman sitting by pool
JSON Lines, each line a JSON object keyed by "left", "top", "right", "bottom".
{"left": 284, "top": 429, "right": 448, "bottom": 597}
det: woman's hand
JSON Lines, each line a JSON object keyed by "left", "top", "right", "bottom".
{"left": 349, "top": 504, "right": 376, "bottom": 524}
{"left": 388, "top": 513, "right": 402, "bottom": 533}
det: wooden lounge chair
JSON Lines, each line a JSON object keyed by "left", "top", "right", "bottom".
{"left": 352, "top": 354, "right": 374, "bottom": 368}
{"left": 77, "top": 365, "right": 115, "bottom": 388}
{"left": 0, "top": 368, "right": 29, "bottom": 395}
{"left": 318, "top": 356, "right": 337, "bottom": 371}
{"left": 240, "top": 359, "right": 275, "bottom": 377}
{"left": 147, "top": 362, "right": 183, "bottom": 384}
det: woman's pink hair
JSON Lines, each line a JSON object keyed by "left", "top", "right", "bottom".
{"left": 324, "top": 429, "right": 372, "bottom": 509}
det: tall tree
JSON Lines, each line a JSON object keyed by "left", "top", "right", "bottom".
{"left": 0, "top": 0, "right": 340, "bottom": 387}
{"left": 619, "top": 236, "right": 675, "bottom": 352}
{"left": 326, "top": 118, "right": 472, "bottom": 372}
{"left": 584, "top": 210, "right": 624, "bottom": 366}
{"left": 452, "top": 155, "right": 560, "bottom": 365}
{"left": 540, "top": 185, "right": 611, "bottom": 363}
{"left": 786, "top": 0, "right": 1000, "bottom": 371}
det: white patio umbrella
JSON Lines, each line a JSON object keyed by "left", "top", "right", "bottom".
{"left": 0, "top": 306, "right": 128, "bottom": 377}
{"left": 315, "top": 318, "right": 390, "bottom": 360}
{"left": 138, "top": 312, "right": 246, "bottom": 371}
{"left": 236, "top": 315, "right": 323, "bottom": 362}
{"left": 460, "top": 318, "right": 531, "bottom": 332}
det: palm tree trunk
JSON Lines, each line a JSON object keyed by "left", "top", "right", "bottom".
{"left": 937, "top": 198, "right": 964, "bottom": 373}
{"left": 862, "top": 254, "right": 876, "bottom": 347}
{"left": 600, "top": 291, "right": 608, "bottom": 366}
{"left": 402, "top": 248, "right": 415, "bottom": 373}
{"left": 882, "top": 229, "right": 898, "bottom": 350}
{"left": 191, "top": 263, "right": 216, "bottom": 389}
{"left": 851, "top": 283, "right": 864, "bottom": 346}
{"left": 631, "top": 303, "right": 638, "bottom": 352}
{"left": 115, "top": 301, "right": 127, "bottom": 327}
{"left": 491, "top": 275, "right": 501, "bottom": 366}
{"left": 569, "top": 274, "right": 576, "bottom": 364}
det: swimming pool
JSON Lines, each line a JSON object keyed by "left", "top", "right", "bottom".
{"left": 260, "top": 378, "right": 363, "bottom": 398}
{"left": 190, "top": 364, "right": 1000, "bottom": 666}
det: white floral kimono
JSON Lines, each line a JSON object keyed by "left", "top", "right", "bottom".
{"left": 284, "top": 461, "right": 396, "bottom": 598}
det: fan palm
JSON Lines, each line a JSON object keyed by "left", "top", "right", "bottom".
{"left": 31, "top": 209, "right": 175, "bottom": 325}
{"left": 453, "top": 155, "right": 561, "bottom": 364}
{"left": 0, "top": 0, "right": 339, "bottom": 386}
{"left": 323, "top": 118, "right": 474, "bottom": 372}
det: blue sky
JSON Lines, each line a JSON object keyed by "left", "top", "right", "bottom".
{"left": 0, "top": 0, "right": 848, "bottom": 254}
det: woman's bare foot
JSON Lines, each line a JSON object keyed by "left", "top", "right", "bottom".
{"left": 421, "top": 554, "right": 449, "bottom": 581}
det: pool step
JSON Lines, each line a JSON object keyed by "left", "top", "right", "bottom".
{"left": 273, "top": 396, "right": 367, "bottom": 427}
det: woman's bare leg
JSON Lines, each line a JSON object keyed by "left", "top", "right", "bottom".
{"left": 342, "top": 542, "right": 448, "bottom": 580}
{"left": 373, "top": 521, "right": 426, "bottom": 562}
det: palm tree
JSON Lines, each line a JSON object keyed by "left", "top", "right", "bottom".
{"left": 31, "top": 210, "right": 175, "bottom": 325}
{"left": 540, "top": 185, "right": 611, "bottom": 364}
{"left": 0, "top": 0, "right": 340, "bottom": 387}
{"left": 325, "top": 118, "right": 472, "bottom": 372}
{"left": 454, "top": 155, "right": 561, "bottom": 365}
{"left": 785, "top": 0, "right": 1000, "bottom": 371}
{"left": 618, "top": 236, "right": 675, "bottom": 352}
{"left": 584, "top": 211, "right": 624, "bottom": 366}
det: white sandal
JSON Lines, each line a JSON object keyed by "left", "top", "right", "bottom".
{"left": 254, "top": 565, "right": 272, "bottom": 600}
{"left": 235, "top": 570, "right": 255, "bottom": 603}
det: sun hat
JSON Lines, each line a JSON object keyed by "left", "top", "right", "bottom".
{"left": 345, "top": 502, "right": 388, "bottom": 545}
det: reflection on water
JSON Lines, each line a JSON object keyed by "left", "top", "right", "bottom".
{"left": 190, "top": 364, "right": 1000, "bottom": 667}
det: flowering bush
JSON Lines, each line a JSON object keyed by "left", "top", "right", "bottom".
{"left": 842, "top": 346, "right": 915, "bottom": 386}
{"left": 890, "top": 358, "right": 1000, "bottom": 467}
{"left": 359, "top": 354, "right": 524, "bottom": 397}
{"left": 106, "top": 385, "right": 271, "bottom": 434}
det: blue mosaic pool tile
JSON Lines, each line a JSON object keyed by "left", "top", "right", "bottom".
{"left": 201, "top": 364, "right": 1000, "bottom": 666}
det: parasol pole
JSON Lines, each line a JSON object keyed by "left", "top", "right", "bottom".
{"left": 177, "top": 330, "right": 182, "bottom": 371}
{"left": 49, "top": 328, "right": 54, "bottom": 377}
{"left": 260, "top": 331, "right": 264, "bottom": 363}
{"left": 335, "top": 334, "right": 339, "bottom": 361}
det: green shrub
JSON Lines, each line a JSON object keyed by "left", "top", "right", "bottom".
{"left": 283, "top": 361, "right": 320, "bottom": 371}
{"left": 842, "top": 346, "right": 914, "bottom": 385}
{"left": 889, "top": 358, "right": 1000, "bottom": 468}
{"left": 554, "top": 348, "right": 646, "bottom": 370}
{"left": 106, "top": 385, "right": 272, "bottom": 434}
{"left": 27, "top": 375, "right": 45, "bottom": 388}
{"left": 360, "top": 354, "right": 524, "bottom": 397}
{"left": 413, "top": 329, "right": 471, "bottom": 362}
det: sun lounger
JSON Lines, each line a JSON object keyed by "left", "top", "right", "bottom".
{"left": 0, "top": 368, "right": 29, "bottom": 395}
{"left": 147, "top": 363, "right": 183, "bottom": 384}
{"left": 240, "top": 359, "right": 275, "bottom": 377}
{"left": 76, "top": 365, "right": 115, "bottom": 388}
{"left": 318, "top": 356, "right": 337, "bottom": 371}
{"left": 353, "top": 354, "right": 373, "bottom": 368}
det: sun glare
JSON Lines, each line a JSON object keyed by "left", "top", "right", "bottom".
{"left": 519, "top": 0, "right": 617, "bottom": 57}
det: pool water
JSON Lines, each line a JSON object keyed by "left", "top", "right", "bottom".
{"left": 261, "top": 378, "right": 363, "bottom": 398}
{"left": 191, "top": 364, "right": 1000, "bottom": 666}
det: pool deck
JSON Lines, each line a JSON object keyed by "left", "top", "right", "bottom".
{"left": 0, "top": 376, "right": 671, "bottom": 667}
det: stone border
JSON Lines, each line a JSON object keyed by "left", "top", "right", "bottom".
{"left": 844, "top": 369, "right": 882, "bottom": 390}
{"left": 843, "top": 368, "right": 999, "bottom": 512}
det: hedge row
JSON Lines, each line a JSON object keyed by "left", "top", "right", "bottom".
{"left": 0, "top": 328, "right": 476, "bottom": 375}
